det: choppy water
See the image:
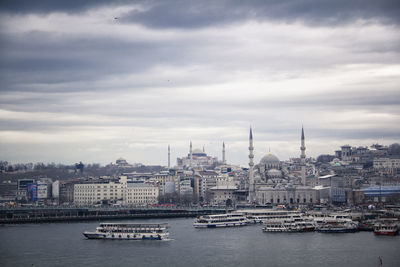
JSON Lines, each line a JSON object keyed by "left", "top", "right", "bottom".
{"left": 1, "top": 218, "right": 399, "bottom": 267}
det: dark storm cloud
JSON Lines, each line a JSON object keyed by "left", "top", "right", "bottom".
{"left": 0, "top": 0, "right": 129, "bottom": 13}
{"left": 1, "top": 1, "right": 399, "bottom": 27}
{"left": 121, "top": 0, "right": 400, "bottom": 29}
{"left": 0, "top": 30, "right": 195, "bottom": 92}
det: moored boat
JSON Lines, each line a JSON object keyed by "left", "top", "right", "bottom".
{"left": 317, "top": 221, "right": 358, "bottom": 233}
{"left": 262, "top": 219, "right": 302, "bottom": 233}
{"left": 83, "top": 223, "right": 169, "bottom": 240}
{"left": 373, "top": 219, "right": 399, "bottom": 236}
{"left": 193, "top": 213, "right": 249, "bottom": 228}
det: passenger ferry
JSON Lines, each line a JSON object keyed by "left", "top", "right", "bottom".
{"left": 373, "top": 219, "right": 399, "bottom": 236}
{"left": 234, "top": 209, "right": 304, "bottom": 224}
{"left": 262, "top": 218, "right": 303, "bottom": 232}
{"left": 317, "top": 221, "right": 358, "bottom": 233}
{"left": 83, "top": 223, "right": 169, "bottom": 240}
{"left": 193, "top": 213, "right": 249, "bottom": 228}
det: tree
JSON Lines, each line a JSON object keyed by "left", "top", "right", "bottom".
{"left": 75, "top": 162, "right": 84, "bottom": 173}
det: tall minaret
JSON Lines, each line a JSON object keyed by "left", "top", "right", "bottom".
{"left": 222, "top": 142, "right": 226, "bottom": 164}
{"left": 300, "top": 126, "right": 306, "bottom": 185}
{"left": 168, "top": 145, "right": 171, "bottom": 168}
{"left": 248, "top": 127, "right": 255, "bottom": 204}
{"left": 189, "top": 141, "right": 193, "bottom": 167}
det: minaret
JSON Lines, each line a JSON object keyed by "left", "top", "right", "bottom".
{"left": 300, "top": 126, "right": 306, "bottom": 185}
{"left": 222, "top": 142, "right": 226, "bottom": 164}
{"left": 248, "top": 127, "right": 255, "bottom": 204}
{"left": 189, "top": 141, "right": 193, "bottom": 167}
{"left": 168, "top": 145, "right": 171, "bottom": 168}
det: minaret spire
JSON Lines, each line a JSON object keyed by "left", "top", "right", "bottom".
{"left": 168, "top": 145, "right": 171, "bottom": 168}
{"left": 248, "top": 127, "right": 255, "bottom": 204}
{"left": 222, "top": 141, "right": 226, "bottom": 164}
{"left": 189, "top": 141, "right": 193, "bottom": 167}
{"left": 300, "top": 126, "right": 306, "bottom": 185}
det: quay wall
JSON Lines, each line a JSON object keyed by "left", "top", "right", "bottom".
{"left": 0, "top": 207, "right": 229, "bottom": 224}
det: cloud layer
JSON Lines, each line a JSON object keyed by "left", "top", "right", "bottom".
{"left": 0, "top": 1, "right": 399, "bottom": 165}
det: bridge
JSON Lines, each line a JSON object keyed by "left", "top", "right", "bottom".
{"left": 0, "top": 206, "right": 230, "bottom": 224}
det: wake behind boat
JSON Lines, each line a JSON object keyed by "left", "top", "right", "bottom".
{"left": 83, "top": 223, "right": 169, "bottom": 240}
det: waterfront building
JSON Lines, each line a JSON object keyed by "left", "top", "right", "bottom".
{"left": 124, "top": 183, "right": 159, "bottom": 205}
{"left": 151, "top": 172, "right": 178, "bottom": 195}
{"left": 210, "top": 184, "right": 238, "bottom": 206}
{"left": 74, "top": 181, "right": 125, "bottom": 205}
{"left": 16, "top": 179, "right": 35, "bottom": 201}
{"left": 198, "top": 170, "right": 218, "bottom": 201}
{"left": 73, "top": 177, "right": 159, "bottom": 206}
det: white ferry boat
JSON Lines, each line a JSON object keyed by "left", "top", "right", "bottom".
{"left": 234, "top": 209, "right": 304, "bottom": 224}
{"left": 374, "top": 219, "right": 399, "bottom": 236}
{"left": 262, "top": 218, "right": 303, "bottom": 232}
{"left": 316, "top": 221, "right": 358, "bottom": 233}
{"left": 310, "top": 212, "right": 354, "bottom": 226}
{"left": 193, "top": 213, "right": 249, "bottom": 228}
{"left": 83, "top": 223, "right": 169, "bottom": 240}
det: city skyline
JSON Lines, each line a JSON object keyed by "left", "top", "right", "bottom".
{"left": 0, "top": 1, "right": 399, "bottom": 166}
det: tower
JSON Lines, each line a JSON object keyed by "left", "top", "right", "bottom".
{"left": 168, "top": 145, "right": 171, "bottom": 168}
{"left": 248, "top": 128, "right": 255, "bottom": 204}
{"left": 222, "top": 142, "right": 226, "bottom": 164}
{"left": 189, "top": 141, "right": 193, "bottom": 167}
{"left": 300, "top": 126, "right": 306, "bottom": 185}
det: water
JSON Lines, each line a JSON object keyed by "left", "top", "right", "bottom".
{"left": 1, "top": 218, "right": 399, "bottom": 267}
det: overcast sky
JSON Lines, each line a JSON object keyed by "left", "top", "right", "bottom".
{"left": 0, "top": 0, "right": 399, "bottom": 166}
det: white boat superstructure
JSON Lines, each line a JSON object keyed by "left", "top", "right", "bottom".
{"left": 234, "top": 209, "right": 317, "bottom": 231}
{"left": 310, "top": 213, "right": 357, "bottom": 226}
{"left": 374, "top": 218, "right": 399, "bottom": 236}
{"left": 234, "top": 209, "right": 304, "bottom": 224}
{"left": 193, "top": 213, "right": 249, "bottom": 228}
{"left": 83, "top": 223, "right": 169, "bottom": 240}
{"left": 262, "top": 218, "right": 304, "bottom": 232}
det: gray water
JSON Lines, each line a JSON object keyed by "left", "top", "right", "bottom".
{"left": 0, "top": 218, "right": 399, "bottom": 267}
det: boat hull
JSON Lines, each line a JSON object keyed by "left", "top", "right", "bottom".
{"left": 317, "top": 228, "right": 358, "bottom": 233}
{"left": 194, "top": 221, "right": 248, "bottom": 228}
{"left": 374, "top": 230, "right": 398, "bottom": 236}
{"left": 83, "top": 231, "right": 168, "bottom": 240}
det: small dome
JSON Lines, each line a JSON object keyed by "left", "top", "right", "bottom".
{"left": 267, "top": 169, "right": 282, "bottom": 177}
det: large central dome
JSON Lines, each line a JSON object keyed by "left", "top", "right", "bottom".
{"left": 260, "top": 153, "right": 279, "bottom": 164}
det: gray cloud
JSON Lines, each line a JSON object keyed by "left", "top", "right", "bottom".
{"left": 1, "top": 1, "right": 399, "bottom": 28}
{"left": 0, "top": 0, "right": 129, "bottom": 14}
{"left": 0, "top": 1, "right": 399, "bottom": 165}
{"left": 120, "top": 0, "right": 400, "bottom": 28}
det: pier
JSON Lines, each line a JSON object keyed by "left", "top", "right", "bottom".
{"left": 0, "top": 206, "right": 229, "bottom": 224}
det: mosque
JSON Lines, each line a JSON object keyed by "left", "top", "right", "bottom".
{"left": 176, "top": 141, "right": 220, "bottom": 169}
{"left": 248, "top": 127, "right": 317, "bottom": 205}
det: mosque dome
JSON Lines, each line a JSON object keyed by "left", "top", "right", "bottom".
{"left": 260, "top": 153, "right": 280, "bottom": 165}
{"left": 192, "top": 148, "right": 207, "bottom": 156}
{"left": 267, "top": 168, "right": 282, "bottom": 178}
{"left": 193, "top": 148, "right": 203, "bottom": 154}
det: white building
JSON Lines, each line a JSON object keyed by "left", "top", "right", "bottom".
{"left": 74, "top": 181, "right": 125, "bottom": 205}
{"left": 125, "top": 183, "right": 159, "bottom": 205}
{"left": 256, "top": 185, "right": 316, "bottom": 205}
{"left": 73, "top": 179, "right": 159, "bottom": 206}
{"left": 373, "top": 158, "right": 400, "bottom": 174}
